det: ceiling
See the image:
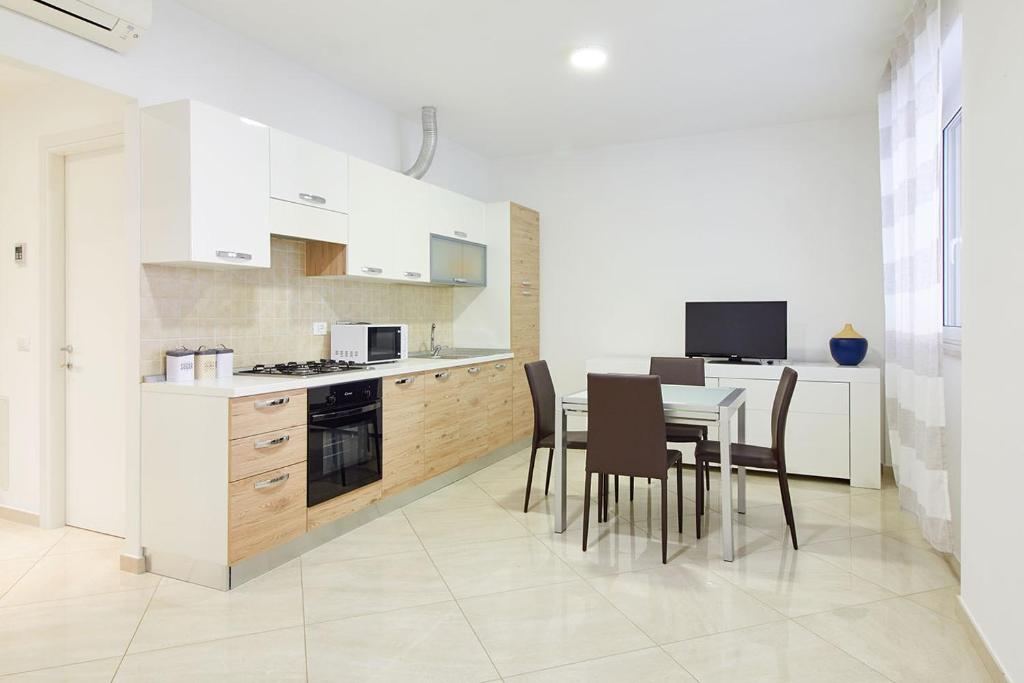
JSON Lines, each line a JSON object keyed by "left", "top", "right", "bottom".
{"left": 176, "top": 0, "right": 912, "bottom": 158}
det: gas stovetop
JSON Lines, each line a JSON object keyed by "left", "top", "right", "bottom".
{"left": 235, "top": 359, "right": 373, "bottom": 376}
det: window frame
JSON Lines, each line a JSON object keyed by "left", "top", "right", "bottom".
{"left": 942, "top": 107, "right": 963, "bottom": 343}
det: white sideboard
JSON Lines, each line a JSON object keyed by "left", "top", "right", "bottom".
{"left": 585, "top": 357, "right": 882, "bottom": 489}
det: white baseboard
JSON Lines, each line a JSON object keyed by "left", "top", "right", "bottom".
{"left": 956, "top": 595, "right": 1011, "bottom": 682}
{"left": 0, "top": 505, "right": 39, "bottom": 526}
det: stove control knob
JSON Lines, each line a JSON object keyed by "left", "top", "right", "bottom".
{"left": 326, "top": 394, "right": 337, "bottom": 405}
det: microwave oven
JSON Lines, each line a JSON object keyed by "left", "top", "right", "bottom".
{"left": 330, "top": 323, "right": 408, "bottom": 364}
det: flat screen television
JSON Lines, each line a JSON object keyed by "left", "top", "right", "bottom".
{"left": 685, "top": 301, "right": 787, "bottom": 362}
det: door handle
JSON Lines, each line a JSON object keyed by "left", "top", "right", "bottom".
{"left": 453, "top": 277, "right": 468, "bottom": 284}
{"left": 361, "top": 266, "right": 383, "bottom": 274}
{"left": 403, "top": 271, "right": 421, "bottom": 279}
{"left": 298, "top": 193, "right": 327, "bottom": 205}
{"left": 495, "top": 363, "right": 507, "bottom": 370}
{"left": 467, "top": 367, "right": 481, "bottom": 375}
{"left": 60, "top": 362, "right": 73, "bottom": 369}
{"left": 394, "top": 377, "right": 416, "bottom": 385}
{"left": 453, "top": 230, "right": 468, "bottom": 238}
{"left": 216, "top": 250, "right": 253, "bottom": 261}
{"left": 255, "top": 396, "right": 290, "bottom": 409}
{"left": 60, "top": 345, "right": 74, "bottom": 353}
{"left": 253, "top": 472, "right": 290, "bottom": 490}
{"left": 434, "top": 371, "right": 449, "bottom": 380}
{"left": 254, "top": 434, "right": 290, "bottom": 449}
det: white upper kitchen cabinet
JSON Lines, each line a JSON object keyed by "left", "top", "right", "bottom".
{"left": 268, "top": 129, "right": 349, "bottom": 244}
{"left": 141, "top": 100, "right": 271, "bottom": 268}
{"left": 347, "top": 157, "right": 429, "bottom": 280}
{"left": 429, "top": 184, "right": 486, "bottom": 243}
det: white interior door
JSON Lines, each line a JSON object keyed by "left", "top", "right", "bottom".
{"left": 64, "top": 146, "right": 126, "bottom": 537}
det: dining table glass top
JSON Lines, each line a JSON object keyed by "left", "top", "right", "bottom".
{"left": 562, "top": 383, "right": 742, "bottom": 413}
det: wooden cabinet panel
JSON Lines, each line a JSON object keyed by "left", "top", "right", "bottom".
{"left": 487, "top": 361, "right": 514, "bottom": 450}
{"left": 382, "top": 372, "right": 426, "bottom": 496}
{"left": 510, "top": 203, "right": 539, "bottom": 287}
{"left": 424, "top": 368, "right": 463, "bottom": 477}
{"left": 307, "top": 481, "right": 382, "bottom": 531}
{"left": 229, "top": 389, "right": 306, "bottom": 440}
{"left": 456, "top": 364, "right": 490, "bottom": 464}
{"left": 229, "top": 425, "right": 306, "bottom": 482}
{"left": 511, "top": 287, "right": 539, "bottom": 343}
{"left": 228, "top": 462, "right": 306, "bottom": 564}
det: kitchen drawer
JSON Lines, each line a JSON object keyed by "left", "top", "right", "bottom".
{"left": 230, "top": 389, "right": 306, "bottom": 440}
{"left": 229, "top": 425, "right": 306, "bottom": 482}
{"left": 228, "top": 461, "right": 306, "bottom": 564}
{"left": 717, "top": 378, "right": 848, "bottom": 415}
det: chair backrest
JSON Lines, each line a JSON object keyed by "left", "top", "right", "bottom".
{"left": 649, "top": 356, "right": 705, "bottom": 386}
{"left": 771, "top": 367, "right": 799, "bottom": 467}
{"left": 524, "top": 360, "right": 556, "bottom": 445}
{"left": 585, "top": 373, "right": 669, "bottom": 479}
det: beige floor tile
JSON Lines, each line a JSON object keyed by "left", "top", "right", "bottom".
{"left": 0, "top": 658, "right": 121, "bottom": 682}
{"left": 46, "top": 528, "right": 124, "bottom": 556}
{"left": 302, "top": 549, "right": 451, "bottom": 623}
{"left": 797, "top": 597, "right": 991, "bottom": 682}
{"left": 305, "top": 601, "right": 497, "bottom": 682}
{"left": 804, "top": 491, "right": 919, "bottom": 533}
{"left": 711, "top": 546, "right": 895, "bottom": 617}
{"left": 0, "top": 557, "right": 36, "bottom": 598}
{"left": 0, "top": 522, "right": 67, "bottom": 562}
{"left": 906, "top": 585, "right": 962, "bottom": 621}
{"left": 0, "top": 548, "right": 160, "bottom": 607}
{"left": 128, "top": 560, "right": 304, "bottom": 654}
{"left": 0, "top": 588, "right": 153, "bottom": 676}
{"left": 403, "top": 503, "right": 529, "bottom": 550}
{"left": 427, "top": 535, "right": 577, "bottom": 598}
{"left": 633, "top": 508, "right": 784, "bottom": 564}
{"left": 802, "top": 534, "right": 958, "bottom": 595}
{"left": 741, "top": 502, "right": 876, "bottom": 546}
{"left": 507, "top": 494, "right": 589, "bottom": 535}
{"left": 115, "top": 627, "right": 306, "bottom": 682}
{"left": 458, "top": 580, "right": 654, "bottom": 677}
{"left": 402, "top": 478, "right": 497, "bottom": 513}
{"left": 664, "top": 620, "right": 889, "bottom": 683}
{"left": 539, "top": 518, "right": 697, "bottom": 577}
{"left": 300, "top": 511, "right": 423, "bottom": 566}
{"left": 506, "top": 647, "right": 696, "bottom": 682}
{"left": 587, "top": 563, "right": 784, "bottom": 643}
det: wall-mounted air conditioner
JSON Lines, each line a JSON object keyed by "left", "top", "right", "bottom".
{"left": 0, "top": 0, "right": 152, "bottom": 53}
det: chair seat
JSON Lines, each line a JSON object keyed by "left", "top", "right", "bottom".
{"left": 666, "top": 423, "right": 707, "bottom": 443}
{"left": 694, "top": 441, "right": 778, "bottom": 469}
{"left": 538, "top": 430, "right": 588, "bottom": 450}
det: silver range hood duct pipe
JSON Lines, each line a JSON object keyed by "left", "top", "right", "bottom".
{"left": 403, "top": 106, "right": 437, "bottom": 179}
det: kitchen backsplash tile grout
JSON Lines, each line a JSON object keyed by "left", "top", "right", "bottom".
{"left": 139, "top": 237, "right": 453, "bottom": 377}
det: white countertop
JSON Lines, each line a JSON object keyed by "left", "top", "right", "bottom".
{"left": 141, "top": 352, "right": 515, "bottom": 398}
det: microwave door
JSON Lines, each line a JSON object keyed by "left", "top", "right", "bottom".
{"left": 367, "top": 327, "right": 401, "bottom": 362}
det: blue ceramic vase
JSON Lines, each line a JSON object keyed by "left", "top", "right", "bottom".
{"left": 829, "top": 324, "right": 868, "bottom": 366}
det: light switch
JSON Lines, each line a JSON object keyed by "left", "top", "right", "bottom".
{"left": 312, "top": 322, "right": 328, "bottom": 336}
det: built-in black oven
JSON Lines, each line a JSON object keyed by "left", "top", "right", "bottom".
{"left": 307, "top": 379, "right": 382, "bottom": 507}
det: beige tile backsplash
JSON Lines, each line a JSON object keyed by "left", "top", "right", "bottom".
{"left": 140, "top": 237, "right": 453, "bottom": 377}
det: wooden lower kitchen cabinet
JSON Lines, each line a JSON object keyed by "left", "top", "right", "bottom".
{"left": 487, "top": 361, "right": 514, "bottom": 450}
{"left": 381, "top": 371, "right": 426, "bottom": 496}
{"left": 456, "top": 362, "right": 491, "bottom": 465}
{"left": 424, "top": 367, "right": 464, "bottom": 477}
{"left": 228, "top": 461, "right": 307, "bottom": 564}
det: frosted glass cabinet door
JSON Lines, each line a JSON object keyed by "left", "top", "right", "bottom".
{"left": 430, "top": 235, "right": 487, "bottom": 286}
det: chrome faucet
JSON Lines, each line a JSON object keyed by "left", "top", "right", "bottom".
{"left": 430, "top": 322, "right": 443, "bottom": 358}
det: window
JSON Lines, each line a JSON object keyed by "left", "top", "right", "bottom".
{"left": 942, "top": 109, "right": 962, "bottom": 329}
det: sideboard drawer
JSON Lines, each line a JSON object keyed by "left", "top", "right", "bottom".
{"left": 720, "top": 378, "right": 848, "bottom": 415}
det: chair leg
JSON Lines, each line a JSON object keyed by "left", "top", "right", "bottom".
{"left": 596, "top": 474, "right": 604, "bottom": 523}
{"left": 614, "top": 475, "right": 619, "bottom": 503}
{"left": 705, "top": 462, "right": 711, "bottom": 490}
{"left": 676, "top": 461, "right": 684, "bottom": 533}
{"left": 661, "top": 477, "right": 668, "bottom": 564}
{"left": 544, "top": 448, "right": 553, "bottom": 495}
{"left": 695, "top": 458, "right": 703, "bottom": 539}
{"left": 629, "top": 476, "right": 634, "bottom": 501}
{"left": 582, "top": 472, "right": 592, "bottom": 551}
{"left": 523, "top": 446, "right": 538, "bottom": 513}
{"left": 603, "top": 474, "right": 610, "bottom": 521}
{"left": 778, "top": 469, "right": 798, "bottom": 550}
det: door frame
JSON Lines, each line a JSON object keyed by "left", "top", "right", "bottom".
{"left": 38, "top": 123, "right": 129, "bottom": 533}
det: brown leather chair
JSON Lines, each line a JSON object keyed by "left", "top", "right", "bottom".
{"left": 523, "top": 360, "right": 587, "bottom": 513}
{"left": 694, "top": 367, "right": 799, "bottom": 549}
{"left": 582, "top": 373, "right": 684, "bottom": 564}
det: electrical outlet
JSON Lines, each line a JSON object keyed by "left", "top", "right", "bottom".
{"left": 312, "top": 322, "right": 328, "bottom": 336}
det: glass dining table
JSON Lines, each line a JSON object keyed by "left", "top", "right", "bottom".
{"left": 553, "top": 384, "right": 749, "bottom": 561}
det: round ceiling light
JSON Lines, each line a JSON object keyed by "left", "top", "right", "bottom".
{"left": 569, "top": 46, "right": 608, "bottom": 71}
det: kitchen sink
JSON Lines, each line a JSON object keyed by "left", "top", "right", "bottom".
{"left": 410, "top": 348, "right": 509, "bottom": 360}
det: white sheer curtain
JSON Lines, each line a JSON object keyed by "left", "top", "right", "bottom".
{"left": 879, "top": 0, "right": 951, "bottom": 552}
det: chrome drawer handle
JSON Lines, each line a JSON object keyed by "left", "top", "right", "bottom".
{"left": 395, "top": 377, "right": 416, "bottom": 385}
{"left": 254, "top": 434, "right": 290, "bottom": 449}
{"left": 453, "top": 230, "right": 467, "bottom": 238}
{"left": 521, "top": 290, "right": 533, "bottom": 296}
{"left": 298, "top": 193, "right": 327, "bottom": 205}
{"left": 434, "top": 371, "right": 449, "bottom": 379}
{"left": 255, "top": 396, "right": 290, "bottom": 408}
{"left": 453, "top": 277, "right": 468, "bottom": 284}
{"left": 404, "top": 271, "right": 421, "bottom": 278}
{"left": 216, "top": 250, "right": 252, "bottom": 261}
{"left": 254, "top": 472, "right": 289, "bottom": 490}
{"left": 467, "top": 367, "right": 480, "bottom": 375}
{"left": 495, "top": 363, "right": 507, "bottom": 370}
{"left": 521, "top": 281, "right": 532, "bottom": 287}
{"left": 362, "top": 266, "right": 383, "bottom": 274}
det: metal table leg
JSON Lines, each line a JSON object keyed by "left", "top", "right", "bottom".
{"left": 554, "top": 401, "right": 568, "bottom": 533}
{"left": 737, "top": 402, "right": 746, "bottom": 515}
{"left": 719, "top": 405, "right": 735, "bottom": 561}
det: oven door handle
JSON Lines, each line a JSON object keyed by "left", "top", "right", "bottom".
{"left": 309, "top": 403, "right": 380, "bottom": 422}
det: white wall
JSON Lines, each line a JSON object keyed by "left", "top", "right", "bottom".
{"left": 961, "top": 1, "right": 1023, "bottom": 679}
{"left": 0, "top": 78, "right": 129, "bottom": 515}
{"left": 492, "top": 115, "right": 884, "bottom": 392}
